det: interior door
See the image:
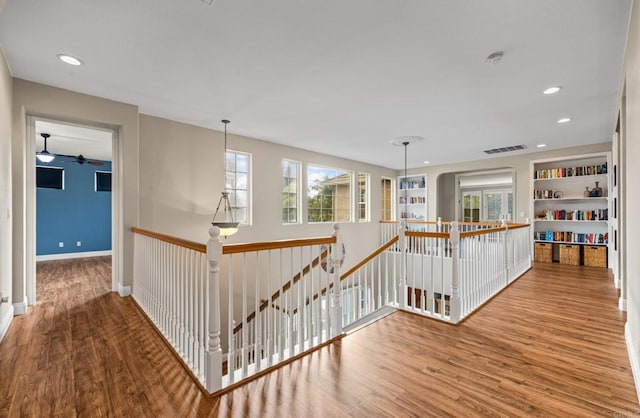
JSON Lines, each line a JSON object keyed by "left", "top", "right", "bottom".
{"left": 462, "top": 191, "right": 481, "bottom": 222}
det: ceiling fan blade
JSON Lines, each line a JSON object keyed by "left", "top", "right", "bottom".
{"left": 88, "top": 161, "right": 104, "bottom": 166}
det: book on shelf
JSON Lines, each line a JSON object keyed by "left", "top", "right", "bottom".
{"left": 535, "top": 208, "right": 608, "bottom": 221}
{"left": 399, "top": 196, "right": 425, "bottom": 204}
{"left": 534, "top": 230, "right": 608, "bottom": 244}
{"left": 533, "top": 162, "right": 607, "bottom": 179}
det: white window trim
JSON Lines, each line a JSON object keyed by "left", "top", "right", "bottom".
{"left": 282, "top": 159, "right": 301, "bottom": 225}
{"left": 306, "top": 163, "right": 353, "bottom": 224}
{"left": 381, "top": 176, "right": 395, "bottom": 221}
{"left": 357, "top": 172, "right": 370, "bottom": 222}
{"left": 225, "top": 149, "right": 252, "bottom": 226}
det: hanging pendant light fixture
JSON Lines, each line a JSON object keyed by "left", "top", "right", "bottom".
{"left": 211, "top": 119, "right": 239, "bottom": 237}
{"left": 391, "top": 136, "right": 424, "bottom": 222}
{"left": 36, "top": 133, "right": 55, "bottom": 163}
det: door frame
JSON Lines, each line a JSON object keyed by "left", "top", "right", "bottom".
{"left": 26, "top": 115, "right": 122, "bottom": 303}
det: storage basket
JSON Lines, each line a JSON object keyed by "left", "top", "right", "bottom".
{"left": 559, "top": 244, "right": 581, "bottom": 265}
{"left": 534, "top": 242, "right": 552, "bottom": 263}
{"left": 584, "top": 245, "right": 607, "bottom": 268}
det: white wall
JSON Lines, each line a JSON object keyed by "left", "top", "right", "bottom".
{"left": 138, "top": 114, "right": 397, "bottom": 273}
{"left": 0, "top": 46, "right": 13, "bottom": 334}
{"left": 622, "top": 0, "right": 640, "bottom": 397}
{"left": 11, "top": 79, "right": 139, "bottom": 303}
{"left": 403, "top": 142, "right": 612, "bottom": 223}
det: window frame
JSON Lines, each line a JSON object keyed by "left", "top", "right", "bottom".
{"left": 225, "top": 149, "right": 252, "bottom": 226}
{"left": 357, "top": 172, "right": 370, "bottom": 222}
{"left": 381, "top": 177, "right": 395, "bottom": 221}
{"left": 306, "top": 163, "right": 353, "bottom": 224}
{"left": 282, "top": 159, "right": 301, "bottom": 225}
{"left": 36, "top": 165, "right": 65, "bottom": 190}
{"left": 95, "top": 170, "right": 112, "bottom": 192}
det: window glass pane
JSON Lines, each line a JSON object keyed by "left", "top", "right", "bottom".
{"left": 225, "top": 151, "right": 251, "bottom": 225}
{"left": 282, "top": 160, "right": 300, "bottom": 224}
{"left": 357, "top": 173, "right": 369, "bottom": 222}
{"left": 381, "top": 178, "right": 393, "bottom": 221}
{"left": 307, "top": 165, "right": 351, "bottom": 223}
{"left": 485, "top": 192, "right": 502, "bottom": 221}
{"left": 236, "top": 155, "right": 248, "bottom": 173}
{"left": 236, "top": 172, "right": 248, "bottom": 190}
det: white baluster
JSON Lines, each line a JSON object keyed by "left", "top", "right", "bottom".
{"left": 449, "top": 221, "right": 461, "bottom": 322}
{"left": 330, "top": 224, "right": 343, "bottom": 338}
{"left": 399, "top": 220, "right": 407, "bottom": 309}
{"left": 205, "top": 226, "right": 223, "bottom": 393}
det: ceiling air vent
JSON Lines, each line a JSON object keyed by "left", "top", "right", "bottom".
{"left": 483, "top": 144, "right": 527, "bottom": 155}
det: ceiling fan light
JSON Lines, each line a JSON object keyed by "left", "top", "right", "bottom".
{"left": 36, "top": 152, "right": 55, "bottom": 163}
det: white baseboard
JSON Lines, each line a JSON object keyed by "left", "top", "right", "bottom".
{"left": 620, "top": 297, "right": 627, "bottom": 311}
{"left": 0, "top": 304, "right": 14, "bottom": 343}
{"left": 118, "top": 284, "right": 131, "bottom": 297}
{"left": 13, "top": 299, "right": 27, "bottom": 315}
{"left": 625, "top": 322, "right": 640, "bottom": 405}
{"left": 36, "top": 250, "right": 112, "bottom": 262}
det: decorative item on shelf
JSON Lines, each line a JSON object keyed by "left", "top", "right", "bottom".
{"left": 593, "top": 181, "right": 603, "bottom": 197}
{"left": 553, "top": 191, "right": 563, "bottom": 199}
{"left": 584, "top": 186, "right": 590, "bottom": 198}
{"left": 211, "top": 119, "right": 239, "bottom": 238}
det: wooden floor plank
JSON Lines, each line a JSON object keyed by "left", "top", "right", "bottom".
{"left": 0, "top": 258, "right": 638, "bottom": 417}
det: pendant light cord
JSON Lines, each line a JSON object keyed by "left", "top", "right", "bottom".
{"left": 403, "top": 141, "right": 409, "bottom": 225}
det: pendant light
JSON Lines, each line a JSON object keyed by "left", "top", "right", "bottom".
{"left": 36, "top": 133, "right": 55, "bottom": 163}
{"left": 211, "top": 119, "right": 239, "bottom": 237}
{"left": 391, "top": 136, "right": 424, "bottom": 222}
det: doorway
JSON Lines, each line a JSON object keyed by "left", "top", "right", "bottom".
{"left": 456, "top": 169, "right": 515, "bottom": 222}
{"left": 27, "top": 116, "right": 121, "bottom": 304}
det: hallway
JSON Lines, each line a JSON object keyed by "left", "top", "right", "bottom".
{"left": 0, "top": 258, "right": 637, "bottom": 417}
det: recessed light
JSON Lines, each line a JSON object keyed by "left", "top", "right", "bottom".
{"left": 423, "top": 161, "right": 430, "bottom": 164}
{"left": 537, "top": 144, "right": 547, "bottom": 148}
{"left": 557, "top": 118, "right": 571, "bottom": 124}
{"left": 57, "top": 54, "right": 83, "bottom": 66}
{"left": 543, "top": 86, "right": 562, "bottom": 95}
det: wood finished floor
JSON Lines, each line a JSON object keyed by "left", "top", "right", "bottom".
{"left": 0, "top": 258, "right": 638, "bottom": 417}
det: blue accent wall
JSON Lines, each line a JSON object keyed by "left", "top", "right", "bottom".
{"left": 36, "top": 158, "right": 112, "bottom": 256}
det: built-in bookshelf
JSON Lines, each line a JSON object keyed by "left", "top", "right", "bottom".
{"left": 530, "top": 153, "right": 612, "bottom": 267}
{"left": 398, "top": 174, "right": 427, "bottom": 221}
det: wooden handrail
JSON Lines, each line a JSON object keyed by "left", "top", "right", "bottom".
{"left": 132, "top": 227, "right": 206, "bottom": 253}
{"left": 405, "top": 231, "right": 450, "bottom": 239}
{"left": 223, "top": 236, "right": 335, "bottom": 254}
{"left": 340, "top": 236, "right": 399, "bottom": 279}
{"left": 506, "top": 223, "right": 530, "bottom": 230}
{"left": 460, "top": 227, "right": 506, "bottom": 238}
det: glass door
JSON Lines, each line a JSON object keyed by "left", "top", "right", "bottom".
{"left": 483, "top": 190, "right": 513, "bottom": 221}
{"left": 462, "top": 191, "right": 481, "bottom": 222}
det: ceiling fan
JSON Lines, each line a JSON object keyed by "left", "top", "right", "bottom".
{"left": 36, "top": 132, "right": 105, "bottom": 166}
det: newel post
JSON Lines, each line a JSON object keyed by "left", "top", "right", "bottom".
{"left": 399, "top": 220, "right": 407, "bottom": 309}
{"left": 205, "top": 226, "right": 223, "bottom": 393}
{"left": 330, "top": 224, "right": 343, "bottom": 338}
{"left": 502, "top": 219, "right": 510, "bottom": 284}
{"left": 449, "top": 221, "right": 461, "bottom": 322}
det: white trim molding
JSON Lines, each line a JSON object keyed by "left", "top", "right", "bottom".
{"left": 36, "top": 250, "right": 112, "bottom": 262}
{"left": 118, "top": 284, "right": 131, "bottom": 297}
{"left": 0, "top": 305, "right": 14, "bottom": 342}
{"left": 620, "top": 297, "right": 628, "bottom": 311}
{"left": 13, "top": 297, "right": 27, "bottom": 315}
{"left": 625, "top": 322, "right": 640, "bottom": 405}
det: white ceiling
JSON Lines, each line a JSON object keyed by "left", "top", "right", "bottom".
{"left": 0, "top": 0, "right": 631, "bottom": 170}
{"left": 35, "top": 120, "right": 112, "bottom": 162}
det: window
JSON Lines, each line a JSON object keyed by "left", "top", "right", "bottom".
{"left": 307, "top": 165, "right": 352, "bottom": 223}
{"left": 36, "top": 166, "right": 64, "bottom": 190}
{"left": 282, "top": 160, "right": 300, "bottom": 224}
{"left": 95, "top": 171, "right": 112, "bottom": 192}
{"left": 381, "top": 177, "right": 394, "bottom": 221}
{"left": 225, "top": 150, "right": 251, "bottom": 225}
{"left": 484, "top": 189, "right": 513, "bottom": 221}
{"left": 357, "top": 173, "right": 369, "bottom": 222}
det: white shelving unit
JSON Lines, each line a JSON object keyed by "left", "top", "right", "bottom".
{"left": 530, "top": 152, "right": 612, "bottom": 266}
{"left": 398, "top": 174, "right": 427, "bottom": 221}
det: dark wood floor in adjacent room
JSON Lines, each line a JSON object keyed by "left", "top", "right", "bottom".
{"left": 0, "top": 258, "right": 638, "bottom": 417}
